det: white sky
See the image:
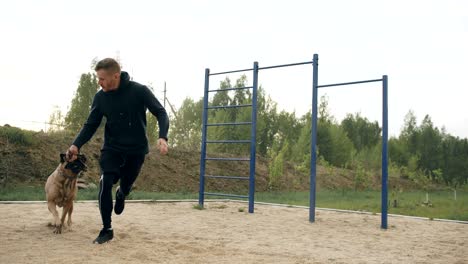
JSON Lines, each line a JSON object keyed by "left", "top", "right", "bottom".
{"left": 0, "top": 0, "right": 467, "bottom": 138}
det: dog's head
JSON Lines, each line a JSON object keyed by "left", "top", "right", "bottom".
{"left": 60, "top": 153, "right": 87, "bottom": 175}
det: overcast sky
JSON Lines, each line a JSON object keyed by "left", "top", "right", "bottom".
{"left": 0, "top": 0, "right": 467, "bottom": 138}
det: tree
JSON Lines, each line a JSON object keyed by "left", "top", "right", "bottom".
{"left": 291, "top": 112, "right": 312, "bottom": 168}
{"left": 256, "top": 86, "right": 279, "bottom": 156}
{"left": 341, "top": 113, "right": 381, "bottom": 151}
{"left": 388, "top": 137, "right": 410, "bottom": 169}
{"left": 318, "top": 123, "right": 355, "bottom": 167}
{"left": 418, "top": 115, "right": 443, "bottom": 178}
{"left": 64, "top": 73, "right": 99, "bottom": 132}
{"left": 170, "top": 97, "right": 203, "bottom": 150}
{"left": 441, "top": 135, "right": 468, "bottom": 198}
{"left": 268, "top": 141, "right": 290, "bottom": 190}
{"left": 318, "top": 94, "right": 333, "bottom": 124}
{"left": 400, "top": 110, "right": 419, "bottom": 154}
{"left": 48, "top": 105, "right": 65, "bottom": 132}
{"left": 267, "top": 110, "right": 301, "bottom": 161}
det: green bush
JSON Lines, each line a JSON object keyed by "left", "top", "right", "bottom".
{"left": 0, "top": 126, "right": 36, "bottom": 146}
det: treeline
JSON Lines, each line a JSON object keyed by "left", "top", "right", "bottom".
{"left": 389, "top": 112, "right": 468, "bottom": 189}
{"left": 170, "top": 76, "right": 468, "bottom": 190}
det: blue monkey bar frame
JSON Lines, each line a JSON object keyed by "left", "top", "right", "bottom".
{"left": 199, "top": 54, "right": 389, "bottom": 229}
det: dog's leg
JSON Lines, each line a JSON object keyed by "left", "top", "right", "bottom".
{"left": 67, "top": 202, "right": 74, "bottom": 230}
{"left": 47, "top": 201, "right": 60, "bottom": 229}
{"left": 56, "top": 203, "right": 72, "bottom": 234}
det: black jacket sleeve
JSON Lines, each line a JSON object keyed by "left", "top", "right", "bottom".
{"left": 142, "top": 86, "right": 169, "bottom": 141}
{"left": 72, "top": 95, "right": 103, "bottom": 149}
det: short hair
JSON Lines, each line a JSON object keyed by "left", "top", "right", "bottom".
{"left": 94, "top": 58, "right": 121, "bottom": 73}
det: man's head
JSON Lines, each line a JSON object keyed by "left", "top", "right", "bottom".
{"left": 95, "top": 58, "right": 121, "bottom": 92}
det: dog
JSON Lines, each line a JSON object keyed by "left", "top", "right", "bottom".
{"left": 45, "top": 153, "right": 87, "bottom": 234}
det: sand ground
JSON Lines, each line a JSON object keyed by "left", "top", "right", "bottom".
{"left": 0, "top": 201, "right": 467, "bottom": 264}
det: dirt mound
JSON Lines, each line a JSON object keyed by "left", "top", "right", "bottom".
{"left": 0, "top": 127, "right": 416, "bottom": 192}
{"left": 0, "top": 129, "right": 306, "bottom": 192}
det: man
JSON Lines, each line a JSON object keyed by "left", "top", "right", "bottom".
{"left": 66, "top": 58, "right": 169, "bottom": 244}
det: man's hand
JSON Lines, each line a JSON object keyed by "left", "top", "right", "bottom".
{"left": 66, "top": 145, "right": 79, "bottom": 161}
{"left": 157, "top": 138, "right": 168, "bottom": 155}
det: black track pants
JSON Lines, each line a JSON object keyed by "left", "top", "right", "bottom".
{"left": 98, "top": 150, "right": 145, "bottom": 229}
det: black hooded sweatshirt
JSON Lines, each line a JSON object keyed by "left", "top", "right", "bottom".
{"left": 72, "top": 72, "right": 169, "bottom": 154}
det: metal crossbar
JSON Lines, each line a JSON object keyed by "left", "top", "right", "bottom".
{"left": 206, "top": 104, "right": 252, "bottom": 109}
{"left": 317, "top": 79, "right": 383, "bottom": 88}
{"left": 259, "top": 61, "right": 314, "bottom": 70}
{"left": 208, "top": 86, "right": 253, "bottom": 92}
{"left": 209, "top": 68, "right": 253, "bottom": 76}
{"left": 209, "top": 61, "right": 314, "bottom": 76}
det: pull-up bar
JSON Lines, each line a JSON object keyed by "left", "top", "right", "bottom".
{"left": 209, "top": 60, "right": 314, "bottom": 76}
{"left": 200, "top": 54, "right": 389, "bottom": 230}
{"left": 210, "top": 68, "right": 253, "bottom": 76}
{"left": 258, "top": 61, "right": 314, "bottom": 70}
{"left": 311, "top": 56, "right": 389, "bottom": 229}
{"left": 317, "top": 78, "right": 383, "bottom": 88}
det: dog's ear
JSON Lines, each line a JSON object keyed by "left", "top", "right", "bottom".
{"left": 60, "top": 153, "right": 66, "bottom": 163}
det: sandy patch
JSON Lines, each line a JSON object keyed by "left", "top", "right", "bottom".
{"left": 0, "top": 201, "right": 466, "bottom": 264}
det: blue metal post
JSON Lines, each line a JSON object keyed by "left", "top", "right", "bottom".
{"left": 249, "top": 62, "right": 259, "bottom": 213}
{"left": 381, "top": 75, "right": 388, "bottom": 229}
{"left": 199, "top": 68, "right": 210, "bottom": 207}
{"left": 310, "top": 54, "right": 319, "bottom": 222}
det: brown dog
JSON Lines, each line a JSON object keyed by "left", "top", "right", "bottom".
{"left": 45, "top": 153, "right": 87, "bottom": 234}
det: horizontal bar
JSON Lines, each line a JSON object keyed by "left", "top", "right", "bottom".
{"left": 209, "top": 68, "right": 253, "bottom": 76}
{"left": 208, "top": 86, "right": 253, "bottom": 92}
{"left": 206, "top": 104, "right": 252, "bottom": 109}
{"left": 204, "top": 192, "right": 249, "bottom": 199}
{"left": 259, "top": 61, "right": 314, "bottom": 70}
{"left": 205, "top": 157, "right": 250, "bottom": 161}
{"left": 206, "top": 122, "right": 252, "bottom": 127}
{"left": 209, "top": 60, "right": 314, "bottom": 76}
{"left": 206, "top": 140, "right": 250, "bottom": 144}
{"left": 205, "top": 175, "right": 250, "bottom": 180}
{"left": 317, "top": 79, "right": 383, "bottom": 88}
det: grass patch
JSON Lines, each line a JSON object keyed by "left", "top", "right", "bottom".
{"left": 1, "top": 186, "right": 466, "bottom": 221}
{"left": 0, "top": 126, "right": 37, "bottom": 146}
{"left": 211, "top": 204, "right": 227, "bottom": 209}
{"left": 192, "top": 204, "right": 204, "bottom": 210}
{"left": 256, "top": 190, "right": 468, "bottom": 221}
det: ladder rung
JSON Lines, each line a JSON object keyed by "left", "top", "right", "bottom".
{"left": 208, "top": 86, "right": 253, "bottom": 92}
{"left": 206, "top": 122, "right": 252, "bottom": 127}
{"left": 204, "top": 192, "right": 249, "bottom": 199}
{"left": 205, "top": 157, "right": 250, "bottom": 161}
{"left": 205, "top": 175, "right": 250, "bottom": 180}
{"left": 206, "top": 140, "right": 250, "bottom": 144}
{"left": 206, "top": 104, "right": 252, "bottom": 109}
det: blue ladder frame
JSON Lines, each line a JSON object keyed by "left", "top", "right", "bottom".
{"left": 199, "top": 62, "right": 259, "bottom": 213}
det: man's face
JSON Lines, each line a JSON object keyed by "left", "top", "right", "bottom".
{"left": 96, "top": 69, "right": 120, "bottom": 92}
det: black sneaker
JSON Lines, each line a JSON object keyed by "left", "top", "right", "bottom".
{"left": 114, "top": 186, "right": 125, "bottom": 215}
{"left": 93, "top": 228, "right": 114, "bottom": 244}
